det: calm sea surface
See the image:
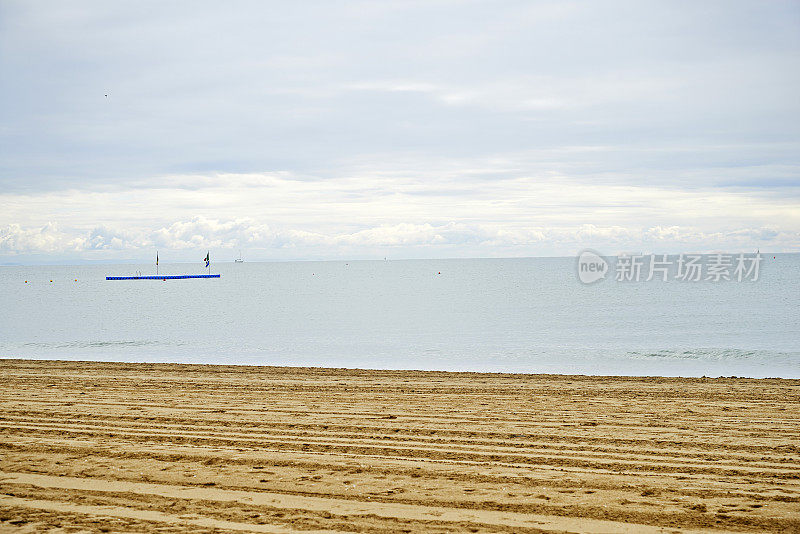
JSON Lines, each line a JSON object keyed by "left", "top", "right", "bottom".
{"left": 1, "top": 256, "right": 798, "bottom": 377}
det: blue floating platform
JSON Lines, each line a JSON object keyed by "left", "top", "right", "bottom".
{"left": 106, "top": 274, "right": 220, "bottom": 280}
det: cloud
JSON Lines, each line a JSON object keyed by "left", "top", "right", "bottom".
{"left": 0, "top": 223, "right": 84, "bottom": 254}
{"left": 150, "top": 218, "right": 274, "bottom": 249}
{"left": 0, "top": 165, "right": 798, "bottom": 260}
{"left": 2, "top": 215, "right": 798, "bottom": 261}
{"left": 1, "top": 1, "right": 798, "bottom": 194}
{"left": 0, "top": 2, "right": 798, "bottom": 261}
{"left": 84, "top": 227, "right": 135, "bottom": 250}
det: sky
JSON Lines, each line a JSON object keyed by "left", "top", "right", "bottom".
{"left": 1, "top": 0, "right": 799, "bottom": 263}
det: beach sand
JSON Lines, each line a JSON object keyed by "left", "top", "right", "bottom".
{"left": 0, "top": 360, "right": 798, "bottom": 533}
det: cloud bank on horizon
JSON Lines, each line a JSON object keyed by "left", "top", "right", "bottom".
{"left": 1, "top": 0, "right": 798, "bottom": 262}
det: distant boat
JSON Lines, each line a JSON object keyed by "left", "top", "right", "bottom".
{"left": 235, "top": 250, "right": 244, "bottom": 263}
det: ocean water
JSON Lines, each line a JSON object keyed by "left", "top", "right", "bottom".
{"left": 1, "top": 256, "right": 798, "bottom": 378}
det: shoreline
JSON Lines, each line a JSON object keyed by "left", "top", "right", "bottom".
{"left": 1, "top": 359, "right": 798, "bottom": 532}
{"left": 1, "top": 357, "right": 795, "bottom": 381}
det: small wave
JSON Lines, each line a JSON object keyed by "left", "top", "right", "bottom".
{"left": 627, "top": 348, "right": 797, "bottom": 362}
{"left": 22, "top": 340, "right": 164, "bottom": 349}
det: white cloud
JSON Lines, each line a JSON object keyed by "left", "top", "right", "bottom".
{"left": 150, "top": 218, "right": 274, "bottom": 249}
{"left": 0, "top": 223, "right": 84, "bottom": 254}
{"left": 85, "top": 226, "right": 140, "bottom": 250}
{"left": 2, "top": 213, "right": 798, "bottom": 261}
{"left": 1, "top": 166, "right": 798, "bottom": 260}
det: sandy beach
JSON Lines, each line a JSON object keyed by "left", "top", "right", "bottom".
{"left": 0, "top": 360, "right": 798, "bottom": 533}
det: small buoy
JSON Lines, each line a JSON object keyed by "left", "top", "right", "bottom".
{"left": 24, "top": 281, "right": 27, "bottom": 283}
{"left": 438, "top": 272, "right": 441, "bottom": 275}
{"left": 74, "top": 279, "right": 77, "bottom": 282}
{"left": 50, "top": 280, "right": 53, "bottom": 282}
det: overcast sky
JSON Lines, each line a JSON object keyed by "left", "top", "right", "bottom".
{"left": 1, "top": 0, "right": 798, "bottom": 262}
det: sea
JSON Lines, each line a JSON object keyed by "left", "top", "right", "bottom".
{"left": 1, "top": 255, "right": 798, "bottom": 378}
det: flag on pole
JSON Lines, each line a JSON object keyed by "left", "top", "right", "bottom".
{"left": 156, "top": 252, "right": 158, "bottom": 266}
{"left": 204, "top": 252, "right": 210, "bottom": 268}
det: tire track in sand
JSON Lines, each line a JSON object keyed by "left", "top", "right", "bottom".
{"left": 1, "top": 359, "right": 799, "bottom": 533}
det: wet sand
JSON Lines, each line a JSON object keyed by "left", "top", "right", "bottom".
{"left": 0, "top": 359, "right": 798, "bottom": 533}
